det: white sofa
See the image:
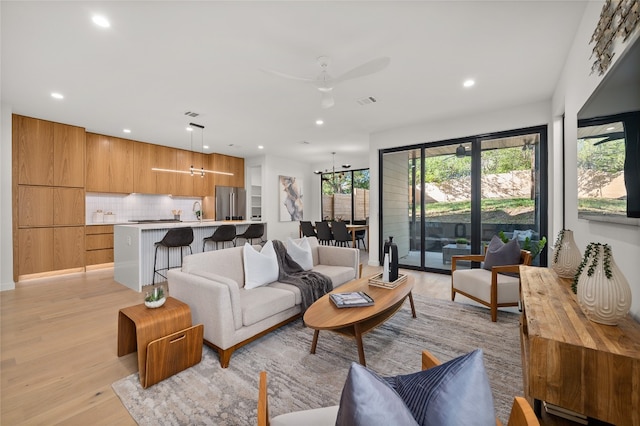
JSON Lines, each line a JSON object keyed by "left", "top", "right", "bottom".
{"left": 168, "top": 236, "right": 359, "bottom": 367}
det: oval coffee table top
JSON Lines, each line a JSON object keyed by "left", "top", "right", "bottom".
{"left": 303, "top": 275, "right": 414, "bottom": 330}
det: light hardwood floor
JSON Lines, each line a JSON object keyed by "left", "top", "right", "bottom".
{"left": 1, "top": 252, "right": 562, "bottom": 424}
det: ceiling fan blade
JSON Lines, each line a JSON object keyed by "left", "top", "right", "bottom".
{"left": 333, "top": 57, "right": 390, "bottom": 84}
{"left": 320, "top": 91, "right": 335, "bottom": 109}
{"left": 260, "top": 68, "right": 315, "bottom": 83}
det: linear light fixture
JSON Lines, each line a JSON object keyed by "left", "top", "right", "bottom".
{"left": 150, "top": 121, "right": 234, "bottom": 176}
{"left": 151, "top": 167, "right": 234, "bottom": 176}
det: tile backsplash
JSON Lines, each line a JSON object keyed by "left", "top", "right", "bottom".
{"left": 86, "top": 193, "right": 203, "bottom": 224}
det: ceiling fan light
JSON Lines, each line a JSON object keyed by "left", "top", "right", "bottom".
{"left": 456, "top": 144, "right": 466, "bottom": 157}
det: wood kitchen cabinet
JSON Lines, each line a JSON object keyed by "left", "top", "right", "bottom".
{"left": 53, "top": 188, "right": 85, "bottom": 225}
{"left": 175, "top": 150, "right": 210, "bottom": 197}
{"left": 13, "top": 114, "right": 86, "bottom": 280}
{"left": 53, "top": 122, "right": 85, "bottom": 187}
{"left": 14, "top": 115, "right": 54, "bottom": 186}
{"left": 53, "top": 227, "right": 85, "bottom": 270}
{"left": 134, "top": 142, "right": 179, "bottom": 195}
{"left": 211, "top": 153, "right": 244, "bottom": 188}
{"left": 86, "top": 133, "right": 134, "bottom": 193}
{"left": 155, "top": 145, "right": 177, "bottom": 195}
{"left": 85, "top": 225, "right": 114, "bottom": 266}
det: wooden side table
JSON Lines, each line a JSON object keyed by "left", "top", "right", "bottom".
{"left": 118, "top": 297, "right": 204, "bottom": 388}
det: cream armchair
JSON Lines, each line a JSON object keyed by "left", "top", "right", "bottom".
{"left": 451, "top": 249, "right": 532, "bottom": 322}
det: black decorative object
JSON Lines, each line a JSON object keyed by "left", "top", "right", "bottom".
{"left": 383, "top": 236, "right": 399, "bottom": 282}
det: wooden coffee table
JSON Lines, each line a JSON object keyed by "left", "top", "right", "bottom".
{"left": 303, "top": 275, "right": 416, "bottom": 366}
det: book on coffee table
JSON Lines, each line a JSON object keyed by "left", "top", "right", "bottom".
{"left": 329, "top": 291, "right": 374, "bottom": 308}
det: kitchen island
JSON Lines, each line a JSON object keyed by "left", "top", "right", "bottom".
{"left": 114, "top": 220, "right": 264, "bottom": 292}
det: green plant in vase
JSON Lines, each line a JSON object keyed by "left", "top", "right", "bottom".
{"left": 145, "top": 286, "right": 166, "bottom": 308}
{"left": 455, "top": 238, "right": 468, "bottom": 246}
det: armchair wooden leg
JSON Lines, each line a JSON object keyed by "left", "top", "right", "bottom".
{"left": 491, "top": 306, "right": 497, "bottom": 322}
{"left": 451, "top": 288, "right": 456, "bottom": 301}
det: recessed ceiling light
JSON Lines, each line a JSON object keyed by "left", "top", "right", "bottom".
{"left": 316, "top": 119, "right": 324, "bottom": 126}
{"left": 203, "top": 145, "right": 209, "bottom": 149}
{"left": 51, "top": 92, "right": 64, "bottom": 99}
{"left": 92, "top": 15, "right": 110, "bottom": 28}
{"left": 186, "top": 127, "right": 193, "bottom": 132}
{"left": 123, "top": 129, "right": 131, "bottom": 133}
{"left": 258, "top": 145, "right": 264, "bottom": 149}
{"left": 463, "top": 79, "right": 475, "bottom": 88}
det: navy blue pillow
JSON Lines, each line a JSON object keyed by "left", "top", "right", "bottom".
{"left": 335, "top": 363, "right": 418, "bottom": 426}
{"left": 384, "top": 349, "right": 496, "bottom": 426}
{"left": 483, "top": 235, "right": 521, "bottom": 271}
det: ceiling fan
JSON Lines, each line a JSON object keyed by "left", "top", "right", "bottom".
{"left": 262, "top": 56, "right": 390, "bottom": 108}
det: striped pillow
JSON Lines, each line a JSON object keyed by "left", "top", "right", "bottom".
{"left": 384, "top": 349, "right": 495, "bottom": 426}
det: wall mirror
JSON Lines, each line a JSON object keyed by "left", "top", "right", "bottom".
{"left": 577, "top": 36, "right": 640, "bottom": 226}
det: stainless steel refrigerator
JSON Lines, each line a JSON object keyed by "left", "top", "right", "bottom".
{"left": 215, "top": 186, "right": 246, "bottom": 220}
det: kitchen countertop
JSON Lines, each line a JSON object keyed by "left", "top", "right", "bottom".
{"left": 114, "top": 220, "right": 263, "bottom": 230}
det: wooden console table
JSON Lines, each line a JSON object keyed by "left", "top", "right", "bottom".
{"left": 118, "top": 297, "right": 204, "bottom": 388}
{"left": 519, "top": 266, "right": 640, "bottom": 426}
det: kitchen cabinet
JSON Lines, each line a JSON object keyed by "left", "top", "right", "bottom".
{"left": 134, "top": 142, "right": 177, "bottom": 194}
{"left": 53, "top": 122, "right": 85, "bottom": 187}
{"left": 211, "top": 153, "right": 244, "bottom": 188}
{"left": 176, "top": 150, "right": 210, "bottom": 197}
{"left": 12, "top": 114, "right": 86, "bottom": 280}
{"left": 86, "top": 133, "right": 134, "bottom": 193}
{"left": 53, "top": 188, "right": 85, "bottom": 225}
{"left": 18, "top": 187, "right": 83, "bottom": 227}
{"left": 133, "top": 142, "right": 156, "bottom": 194}
{"left": 86, "top": 225, "right": 114, "bottom": 265}
{"left": 18, "top": 186, "right": 53, "bottom": 227}
{"left": 14, "top": 115, "right": 54, "bottom": 186}
{"left": 155, "top": 145, "right": 177, "bottom": 195}
{"left": 54, "top": 227, "right": 85, "bottom": 270}
{"left": 18, "top": 228, "right": 54, "bottom": 275}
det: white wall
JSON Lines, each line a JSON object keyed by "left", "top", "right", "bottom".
{"left": 246, "top": 154, "right": 318, "bottom": 242}
{"left": 552, "top": 1, "right": 640, "bottom": 320}
{"left": 1, "top": 103, "right": 15, "bottom": 290}
{"left": 368, "top": 100, "right": 551, "bottom": 265}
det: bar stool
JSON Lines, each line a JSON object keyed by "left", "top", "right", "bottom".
{"left": 235, "top": 223, "right": 265, "bottom": 245}
{"left": 153, "top": 227, "right": 194, "bottom": 284}
{"left": 203, "top": 224, "right": 237, "bottom": 251}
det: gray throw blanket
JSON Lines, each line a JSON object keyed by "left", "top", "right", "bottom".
{"left": 272, "top": 240, "right": 332, "bottom": 311}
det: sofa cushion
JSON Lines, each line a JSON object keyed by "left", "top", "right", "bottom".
{"left": 452, "top": 268, "right": 520, "bottom": 304}
{"left": 290, "top": 236, "right": 320, "bottom": 266}
{"left": 243, "top": 241, "right": 279, "bottom": 289}
{"left": 240, "top": 286, "right": 296, "bottom": 326}
{"left": 483, "top": 235, "right": 520, "bottom": 271}
{"left": 335, "top": 362, "right": 418, "bottom": 426}
{"left": 311, "top": 265, "right": 354, "bottom": 288}
{"left": 182, "top": 245, "right": 246, "bottom": 287}
{"left": 384, "top": 349, "right": 495, "bottom": 426}
{"left": 270, "top": 406, "right": 339, "bottom": 426}
{"left": 286, "top": 237, "right": 313, "bottom": 271}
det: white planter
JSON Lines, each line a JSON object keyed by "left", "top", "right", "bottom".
{"left": 551, "top": 229, "right": 582, "bottom": 278}
{"left": 576, "top": 244, "right": 632, "bottom": 326}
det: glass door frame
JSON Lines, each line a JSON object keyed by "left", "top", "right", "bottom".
{"left": 379, "top": 124, "right": 548, "bottom": 274}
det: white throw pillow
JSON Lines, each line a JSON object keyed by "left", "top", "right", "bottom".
{"left": 243, "top": 240, "right": 279, "bottom": 289}
{"left": 286, "top": 237, "right": 313, "bottom": 271}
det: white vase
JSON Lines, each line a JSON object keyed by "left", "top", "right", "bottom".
{"left": 551, "top": 230, "right": 582, "bottom": 278}
{"left": 576, "top": 244, "right": 632, "bottom": 326}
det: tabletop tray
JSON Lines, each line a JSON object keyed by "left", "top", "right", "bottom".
{"left": 368, "top": 273, "right": 407, "bottom": 289}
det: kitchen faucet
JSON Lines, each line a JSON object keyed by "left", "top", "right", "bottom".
{"left": 193, "top": 201, "right": 202, "bottom": 222}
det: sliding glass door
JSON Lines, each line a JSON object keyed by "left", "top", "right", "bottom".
{"left": 380, "top": 126, "right": 547, "bottom": 273}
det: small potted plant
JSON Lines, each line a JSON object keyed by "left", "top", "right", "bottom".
{"left": 456, "top": 238, "right": 468, "bottom": 248}
{"left": 145, "top": 286, "right": 166, "bottom": 309}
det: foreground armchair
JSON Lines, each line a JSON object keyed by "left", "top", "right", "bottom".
{"left": 258, "top": 349, "right": 539, "bottom": 426}
{"left": 451, "top": 235, "right": 532, "bottom": 322}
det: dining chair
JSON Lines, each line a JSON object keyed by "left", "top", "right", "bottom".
{"left": 330, "top": 221, "right": 352, "bottom": 247}
{"left": 300, "top": 221, "right": 317, "bottom": 238}
{"left": 315, "top": 221, "right": 334, "bottom": 245}
{"left": 352, "top": 219, "right": 367, "bottom": 250}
